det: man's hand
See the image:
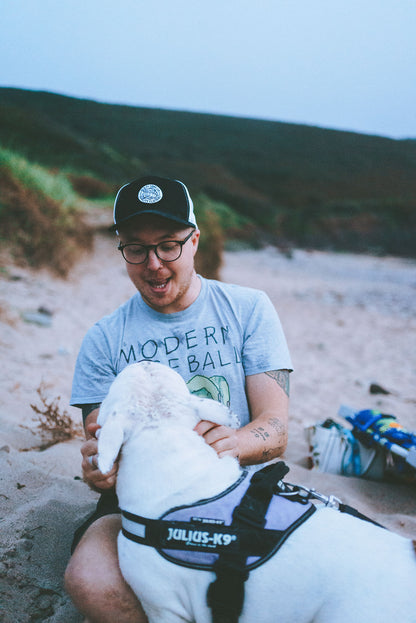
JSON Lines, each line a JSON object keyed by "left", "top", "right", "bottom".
{"left": 194, "top": 371, "right": 289, "bottom": 466}
{"left": 194, "top": 420, "right": 240, "bottom": 461}
{"left": 81, "top": 422, "right": 118, "bottom": 491}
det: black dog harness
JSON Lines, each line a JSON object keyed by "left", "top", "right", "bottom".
{"left": 121, "top": 462, "right": 315, "bottom": 623}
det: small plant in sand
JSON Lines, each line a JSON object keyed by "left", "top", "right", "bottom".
{"left": 26, "top": 383, "right": 83, "bottom": 450}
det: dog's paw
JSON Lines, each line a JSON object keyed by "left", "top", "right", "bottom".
{"left": 193, "top": 397, "right": 240, "bottom": 429}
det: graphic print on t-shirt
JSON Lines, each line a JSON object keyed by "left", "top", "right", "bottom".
{"left": 186, "top": 375, "right": 230, "bottom": 407}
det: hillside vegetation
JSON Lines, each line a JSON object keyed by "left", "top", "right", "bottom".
{"left": 0, "top": 147, "right": 93, "bottom": 275}
{"left": 1, "top": 87, "right": 416, "bottom": 268}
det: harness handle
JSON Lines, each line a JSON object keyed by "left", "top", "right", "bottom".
{"left": 207, "top": 462, "right": 289, "bottom": 623}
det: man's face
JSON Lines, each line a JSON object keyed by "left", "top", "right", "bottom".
{"left": 118, "top": 214, "right": 200, "bottom": 314}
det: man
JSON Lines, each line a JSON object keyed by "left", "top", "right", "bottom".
{"left": 65, "top": 175, "right": 292, "bottom": 622}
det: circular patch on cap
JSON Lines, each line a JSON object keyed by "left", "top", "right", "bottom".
{"left": 138, "top": 184, "right": 163, "bottom": 204}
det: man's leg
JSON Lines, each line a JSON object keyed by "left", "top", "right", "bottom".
{"left": 65, "top": 514, "right": 147, "bottom": 623}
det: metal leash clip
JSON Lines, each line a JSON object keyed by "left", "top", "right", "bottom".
{"left": 278, "top": 482, "right": 342, "bottom": 510}
{"left": 293, "top": 484, "right": 342, "bottom": 509}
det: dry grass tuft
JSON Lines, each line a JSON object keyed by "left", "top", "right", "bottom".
{"left": 23, "top": 383, "right": 83, "bottom": 450}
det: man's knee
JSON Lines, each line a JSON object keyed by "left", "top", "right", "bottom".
{"left": 64, "top": 515, "right": 143, "bottom": 621}
{"left": 64, "top": 547, "right": 96, "bottom": 606}
{"left": 65, "top": 514, "right": 120, "bottom": 593}
{"left": 65, "top": 561, "right": 136, "bottom": 621}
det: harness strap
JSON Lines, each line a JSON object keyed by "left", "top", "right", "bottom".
{"left": 232, "top": 462, "right": 290, "bottom": 528}
{"left": 207, "top": 461, "right": 290, "bottom": 623}
{"left": 206, "top": 554, "right": 249, "bottom": 623}
{"left": 121, "top": 511, "right": 288, "bottom": 556}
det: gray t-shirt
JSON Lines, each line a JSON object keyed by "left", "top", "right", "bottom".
{"left": 70, "top": 276, "right": 292, "bottom": 426}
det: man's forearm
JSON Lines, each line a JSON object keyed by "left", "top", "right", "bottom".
{"left": 236, "top": 411, "right": 288, "bottom": 465}
{"left": 240, "top": 370, "right": 290, "bottom": 465}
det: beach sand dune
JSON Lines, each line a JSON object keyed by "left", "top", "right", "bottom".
{"left": 1, "top": 235, "right": 415, "bottom": 622}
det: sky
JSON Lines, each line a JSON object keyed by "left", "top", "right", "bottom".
{"left": 1, "top": 0, "right": 416, "bottom": 139}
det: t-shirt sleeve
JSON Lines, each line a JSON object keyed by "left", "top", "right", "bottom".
{"left": 70, "top": 322, "right": 117, "bottom": 406}
{"left": 242, "top": 291, "right": 293, "bottom": 376}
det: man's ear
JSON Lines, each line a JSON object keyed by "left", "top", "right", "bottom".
{"left": 97, "top": 415, "right": 124, "bottom": 474}
{"left": 191, "top": 229, "right": 200, "bottom": 256}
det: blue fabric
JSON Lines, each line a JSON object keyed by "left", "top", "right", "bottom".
{"left": 346, "top": 410, "right": 416, "bottom": 450}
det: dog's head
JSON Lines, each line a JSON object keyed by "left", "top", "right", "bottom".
{"left": 97, "top": 361, "right": 240, "bottom": 474}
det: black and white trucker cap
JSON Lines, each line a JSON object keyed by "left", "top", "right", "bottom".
{"left": 111, "top": 175, "right": 197, "bottom": 231}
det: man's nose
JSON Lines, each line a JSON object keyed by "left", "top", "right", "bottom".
{"left": 146, "top": 248, "right": 164, "bottom": 269}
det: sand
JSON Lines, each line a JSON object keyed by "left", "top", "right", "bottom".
{"left": 1, "top": 234, "right": 415, "bottom": 622}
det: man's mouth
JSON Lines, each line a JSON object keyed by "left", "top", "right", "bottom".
{"left": 148, "top": 279, "right": 169, "bottom": 290}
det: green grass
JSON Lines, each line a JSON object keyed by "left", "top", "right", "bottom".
{"left": 0, "top": 147, "right": 78, "bottom": 208}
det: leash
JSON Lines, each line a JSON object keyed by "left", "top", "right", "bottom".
{"left": 276, "top": 481, "right": 385, "bottom": 528}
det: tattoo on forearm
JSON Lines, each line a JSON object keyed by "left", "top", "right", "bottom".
{"left": 268, "top": 417, "right": 285, "bottom": 434}
{"left": 265, "top": 369, "right": 290, "bottom": 397}
{"left": 251, "top": 419, "right": 286, "bottom": 441}
{"left": 269, "top": 417, "right": 288, "bottom": 450}
{"left": 251, "top": 426, "right": 270, "bottom": 441}
{"left": 250, "top": 418, "right": 287, "bottom": 460}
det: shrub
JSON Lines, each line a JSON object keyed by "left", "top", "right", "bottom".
{"left": 68, "top": 173, "right": 113, "bottom": 198}
{"left": 195, "top": 204, "right": 224, "bottom": 280}
{"left": 193, "top": 193, "right": 268, "bottom": 278}
{"left": 196, "top": 193, "right": 253, "bottom": 232}
{"left": 0, "top": 148, "right": 93, "bottom": 276}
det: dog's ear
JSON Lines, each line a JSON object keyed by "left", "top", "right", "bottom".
{"left": 97, "top": 414, "right": 124, "bottom": 474}
{"left": 191, "top": 396, "right": 240, "bottom": 429}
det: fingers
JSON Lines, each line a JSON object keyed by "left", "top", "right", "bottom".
{"left": 87, "top": 454, "right": 100, "bottom": 469}
{"left": 216, "top": 447, "right": 239, "bottom": 460}
{"left": 194, "top": 420, "right": 240, "bottom": 459}
{"left": 194, "top": 420, "right": 219, "bottom": 436}
{"left": 81, "top": 438, "right": 118, "bottom": 490}
{"left": 86, "top": 421, "right": 101, "bottom": 440}
{"left": 212, "top": 435, "right": 239, "bottom": 458}
{"left": 194, "top": 421, "right": 231, "bottom": 444}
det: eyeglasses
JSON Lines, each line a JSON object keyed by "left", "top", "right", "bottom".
{"left": 118, "top": 230, "right": 194, "bottom": 265}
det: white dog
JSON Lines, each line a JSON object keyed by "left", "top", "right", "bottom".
{"left": 97, "top": 361, "right": 416, "bottom": 623}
